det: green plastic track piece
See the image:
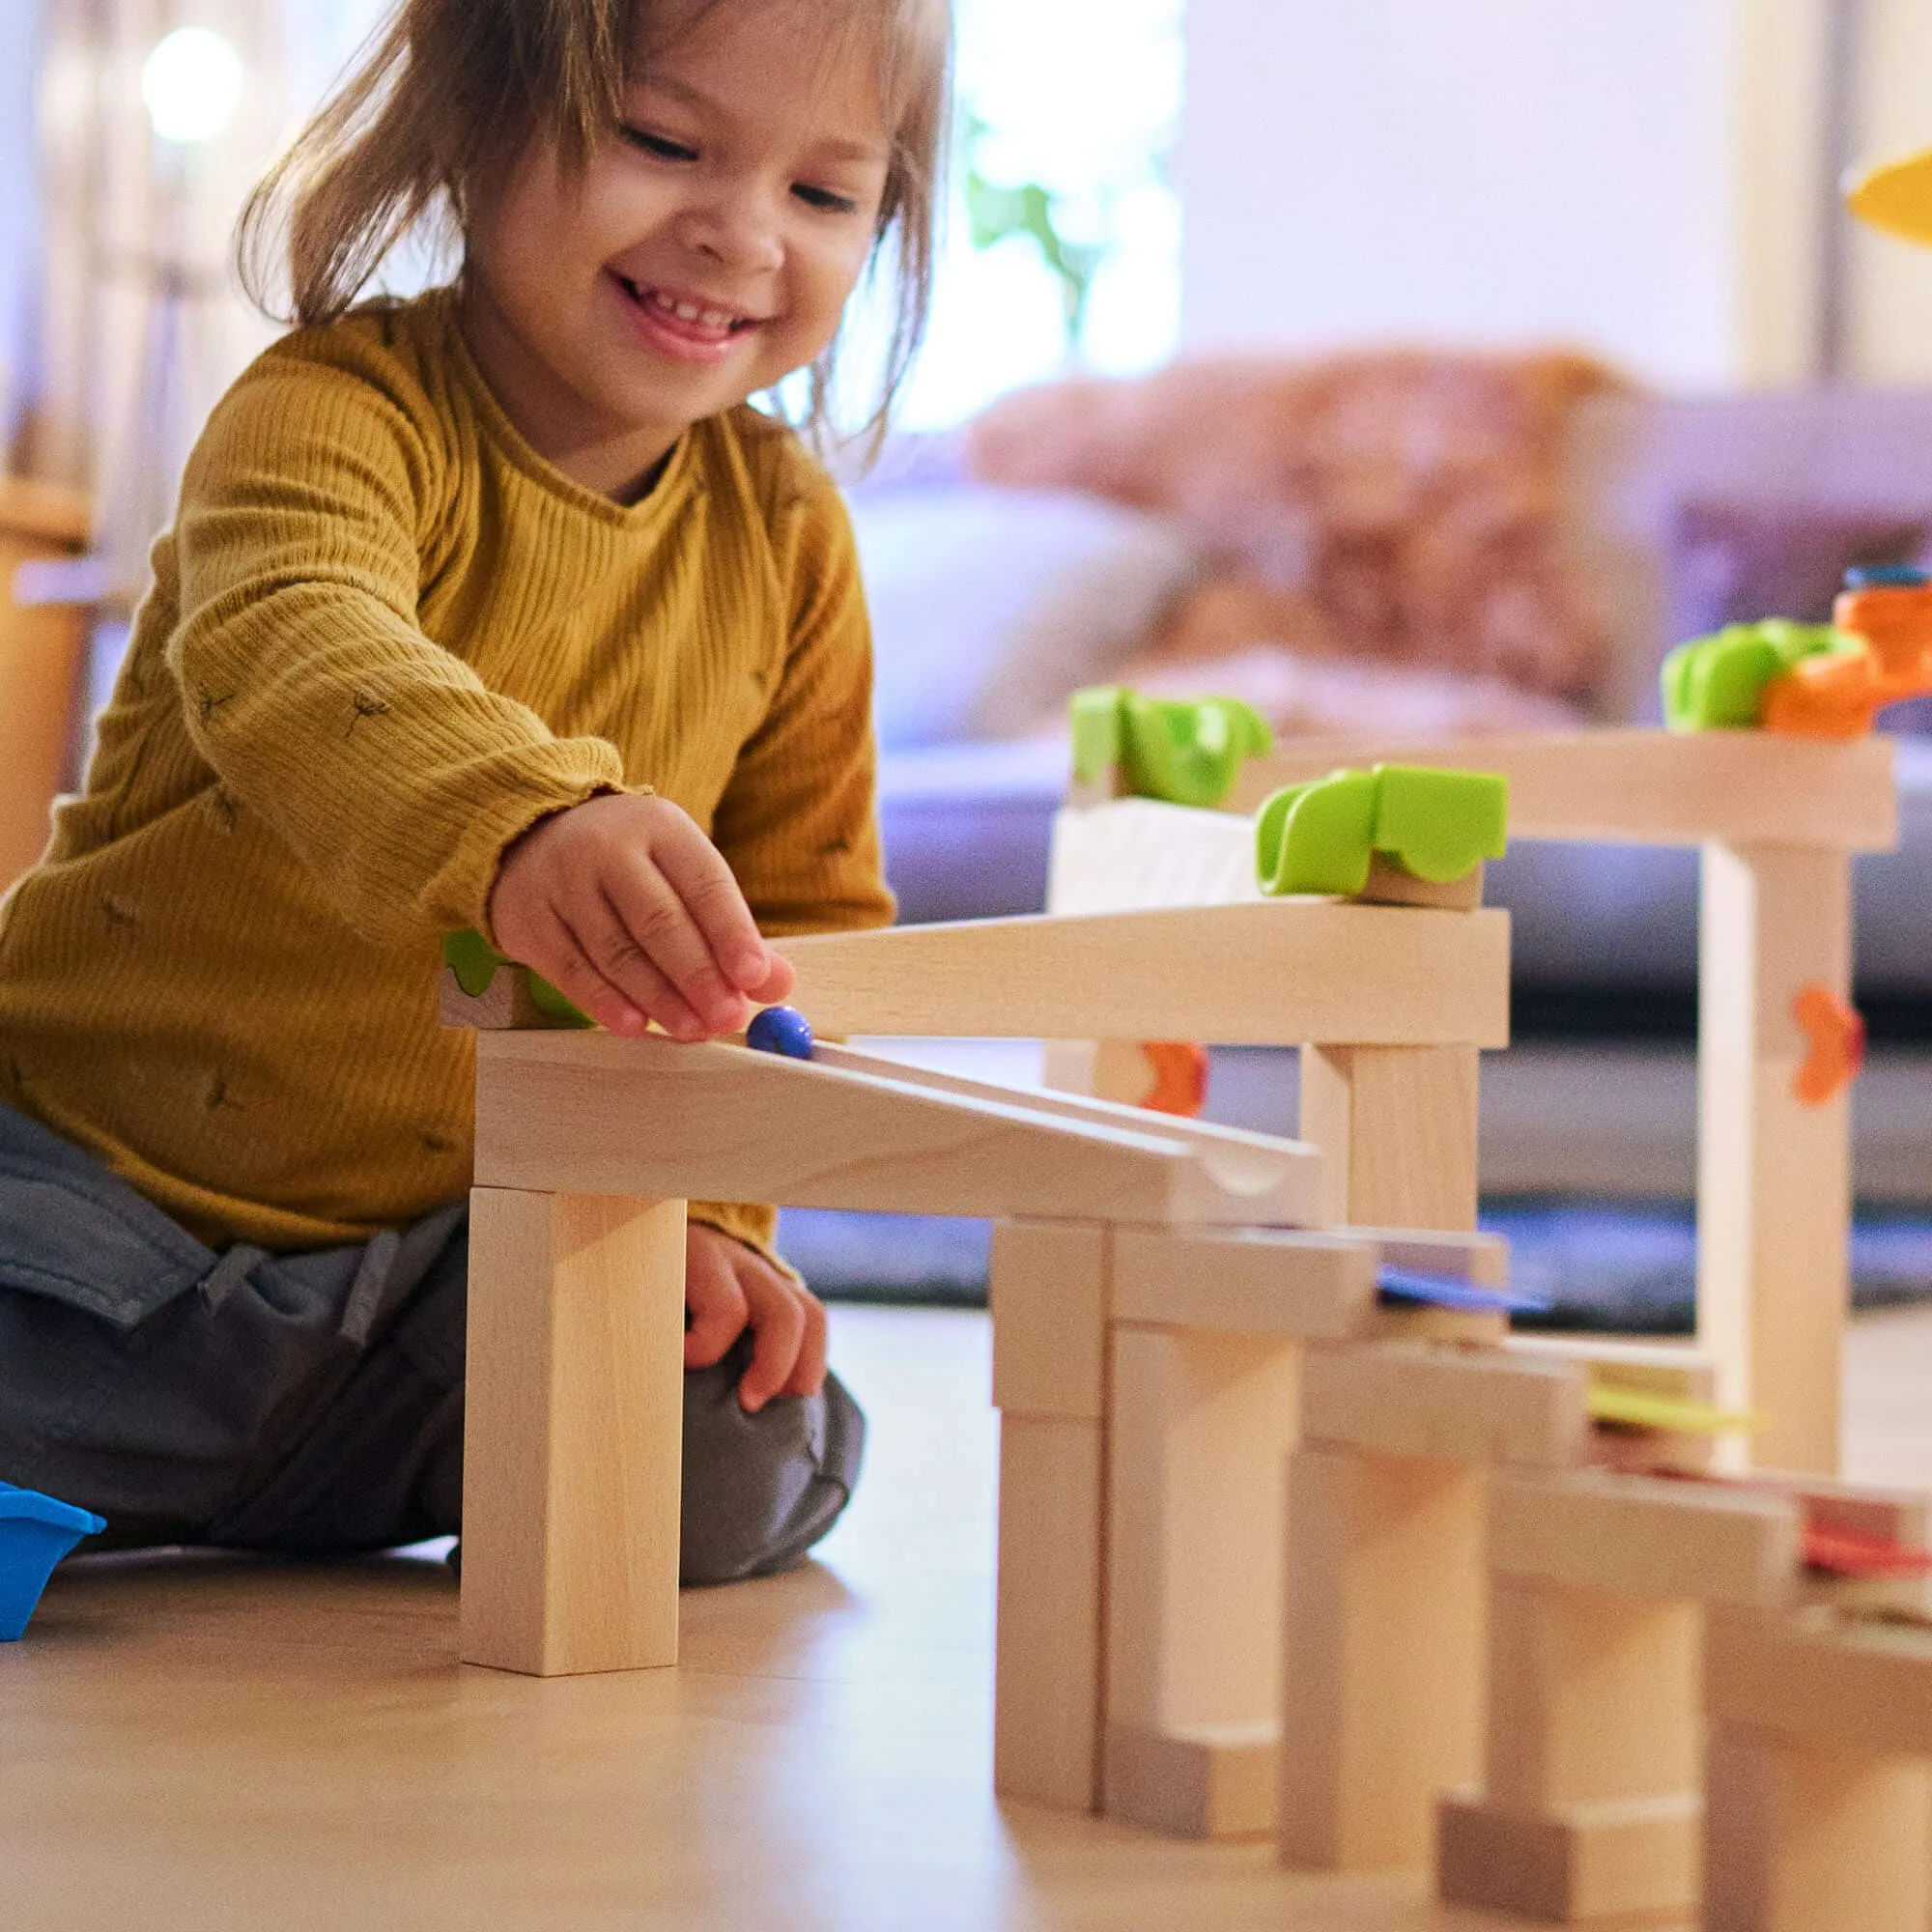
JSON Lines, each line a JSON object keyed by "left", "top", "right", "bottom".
{"left": 1255, "top": 764, "right": 1511, "bottom": 896}
{"left": 1069, "top": 685, "right": 1128, "bottom": 788}
{"left": 440, "top": 928, "right": 594, "bottom": 1028}
{"left": 1254, "top": 769, "right": 1380, "bottom": 895}
{"left": 1067, "top": 686, "right": 1274, "bottom": 809}
{"left": 1372, "top": 764, "right": 1510, "bottom": 883}
{"left": 1660, "top": 619, "right": 1851, "bottom": 731}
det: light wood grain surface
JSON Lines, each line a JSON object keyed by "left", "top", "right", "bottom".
{"left": 8, "top": 1304, "right": 1931, "bottom": 1931}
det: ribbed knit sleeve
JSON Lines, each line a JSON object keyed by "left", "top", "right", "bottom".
{"left": 710, "top": 458, "right": 895, "bottom": 940}
{"left": 164, "top": 348, "right": 626, "bottom": 944}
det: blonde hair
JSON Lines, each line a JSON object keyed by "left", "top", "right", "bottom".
{"left": 238, "top": 0, "right": 952, "bottom": 449}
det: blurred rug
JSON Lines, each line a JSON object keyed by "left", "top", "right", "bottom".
{"left": 781, "top": 1197, "right": 1932, "bottom": 1334}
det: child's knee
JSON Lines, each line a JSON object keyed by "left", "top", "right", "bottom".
{"left": 679, "top": 1347, "right": 865, "bottom": 1587}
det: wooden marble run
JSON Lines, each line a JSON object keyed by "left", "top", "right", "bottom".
{"left": 1053, "top": 725, "right": 1899, "bottom": 1477}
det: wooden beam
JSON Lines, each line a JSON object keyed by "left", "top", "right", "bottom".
{"left": 473, "top": 1033, "right": 1323, "bottom": 1228}
{"left": 1698, "top": 841, "right": 1854, "bottom": 1472}
{"left": 1225, "top": 729, "right": 1897, "bottom": 852}
{"left": 460, "top": 1189, "right": 688, "bottom": 1677}
{"left": 775, "top": 902, "right": 1511, "bottom": 1048}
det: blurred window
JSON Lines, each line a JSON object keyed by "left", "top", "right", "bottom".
{"left": 897, "top": 0, "right": 1184, "bottom": 427}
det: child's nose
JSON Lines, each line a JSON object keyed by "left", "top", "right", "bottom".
{"left": 675, "top": 186, "right": 785, "bottom": 275}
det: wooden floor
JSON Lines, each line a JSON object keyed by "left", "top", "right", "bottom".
{"left": 8, "top": 1303, "right": 1932, "bottom": 1932}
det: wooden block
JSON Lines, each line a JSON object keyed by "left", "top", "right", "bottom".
{"left": 988, "top": 1221, "right": 1108, "bottom": 1420}
{"left": 1299, "top": 1044, "right": 1481, "bottom": 1229}
{"left": 473, "top": 1033, "right": 1323, "bottom": 1228}
{"left": 1363, "top": 1305, "right": 1509, "bottom": 1347}
{"left": 439, "top": 963, "right": 582, "bottom": 1030}
{"left": 1698, "top": 840, "right": 1854, "bottom": 1475}
{"left": 1437, "top": 1791, "right": 1703, "bottom": 1922}
{"left": 459, "top": 1189, "right": 688, "bottom": 1677}
{"left": 1110, "top": 1226, "right": 1378, "bottom": 1341}
{"left": 776, "top": 900, "right": 1512, "bottom": 1047}
{"left": 1510, "top": 1335, "right": 1724, "bottom": 1474}
{"left": 1489, "top": 1469, "right": 1801, "bottom": 1607}
{"left": 1102, "top": 1721, "right": 1278, "bottom": 1841}
{"left": 1300, "top": 1343, "right": 1590, "bottom": 1470}
{"left": 1706, "top": 1607, "right": 1932, "bottom": 1758}
{"left": 1104, "top": 1329, "right": 1302, "bottom": 1771}
{"left": 1785, "top": 1474, "right": 1932, "bottom": 1619}
{"left": 994, "top": 1414, "right": 1105, "bottom": 1810}
{"left": 1357, "top": 854, "right": 1485, "bottom": 911}
{"left": 1225, "top": 729, "right": 1899, "bottom": 854}
{"left": 1048, "top": 797, "right": 1263, "bottom": 915}
{"left": 1483, "top": 1578, "right": 1702, "bottom": 1812}
{"left": 1705, "top": 1724, "right": 1932, "bottom": 1932}
{"left": 1280, "top": 1444, "right": 1487, "bottom": 1869}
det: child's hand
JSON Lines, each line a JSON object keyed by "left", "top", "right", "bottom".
{"left": 489, "top": 794, "right": 794, "bottom": 1039}
{"left": 685, "top": 1222, "right": 829, "bottom": 1413}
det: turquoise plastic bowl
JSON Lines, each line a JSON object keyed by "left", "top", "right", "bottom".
{"left": 0, "top": 1482, "right": 105, "bottom": 1639}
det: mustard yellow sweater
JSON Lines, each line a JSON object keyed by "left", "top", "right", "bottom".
{"left": 0, "top": 292, "right": 893, "bottom": 1253}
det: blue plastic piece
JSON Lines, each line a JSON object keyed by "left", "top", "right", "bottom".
{"left": 746, "top": 1006, "right": 814, "bottom": 1061}
{"left": 1845, "top": 564, "right": 1930, "bottom": 590}
{"left": 1376, "top": 1268, "right": 1553, "bottom": 1316}
{"left": 0, "top": 1482, "right": 104, "bottom": 1640}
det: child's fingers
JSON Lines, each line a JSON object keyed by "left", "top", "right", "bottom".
{"left": 684, "top": 1235, "right": 750, "bottom": 1371}
{"left": 778, "top": 1290, "right": 828, "bottom": 1402}
{"left": 510, "top": 905, "right": 653, "bottom": 1037}
{"left": 736, "top": 1265, "right": 809, "bottom": 1414}
{"left": 744, "top": 952, "right": 796, "bottom": 1007}
{"left": 606, "top": 859, "right": 752, "bottom": 1036}
{"left": 567, "top": 889, "right": 712, "bottom": 1039}
{"left": 649, "top": 825, "right": 783, "bottom": 997}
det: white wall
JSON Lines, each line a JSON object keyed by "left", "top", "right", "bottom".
{"left": 1178, "top": 0, "right": 1831, "bottom": 389}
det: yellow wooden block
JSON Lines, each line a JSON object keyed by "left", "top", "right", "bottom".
{"left": 1847, "top": 146, "right": 1932, "bottom": 248}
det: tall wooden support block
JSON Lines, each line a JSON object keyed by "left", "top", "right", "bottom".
{"left": 1299, "top": 1044, "right": 1481, "bottom": 1230}
{"left": 1279, "top": 1443, "right": 1487, "bottom": 1869}
{"left": 1103, "top": 1326, "right": 1303, "bottom": 1839}
{"left": 995, "top": 1414, "right": 1106, "bottom": 1812}
{"left": 1703, "top": 1610, "right": 1932, "bottom": 1932}
{"left": 1437, "top": 1581, "right": 1705, "bottom": 1923}
{"left": 1698, "top": 841, "right": 1853, "bottom": 1474}
{"left": 989, "top": 1221, "right": 1108, "bottom": 1420}
{"left": 460, "top": 1188, "right": 688, "bottom": 1677}
{"left": 1704, "top": 1728, "right": 1932, "bottom": 1932}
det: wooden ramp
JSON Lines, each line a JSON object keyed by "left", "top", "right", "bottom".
{"left": 474, "top": 1032, "right": 1325, "bottom": 1228}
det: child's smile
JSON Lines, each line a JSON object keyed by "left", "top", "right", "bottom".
{"left": 461, "top": 0, "right": 894, "bottom": 502}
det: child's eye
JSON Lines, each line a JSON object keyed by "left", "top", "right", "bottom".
{"left": 620, "top": 126, "right": 697, "bottom": 163}
{"left": 793, "top": 184, "right": 860, "bottom": 215}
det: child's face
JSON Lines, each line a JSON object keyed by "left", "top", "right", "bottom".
{"left": 464, "top": 0, "right": 894, "bottom": 496}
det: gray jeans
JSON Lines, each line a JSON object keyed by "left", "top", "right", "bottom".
{"left": 0, "top": 1103, "right": 862, "bottom": 1584}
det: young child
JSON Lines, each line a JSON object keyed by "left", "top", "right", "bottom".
{"left": 0, "top": 0, "right": 950, "bottom": 1581}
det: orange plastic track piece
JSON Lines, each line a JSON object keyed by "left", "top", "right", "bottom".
{"left": 1791, "top": 982, "right": 1866, "bottom": 1107}
{"left": 1138, "top": 1041, "right": 1209, "bottom": 1118}
{"left": 1763, "top": 580, "right": 1932, "bottom": 739}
